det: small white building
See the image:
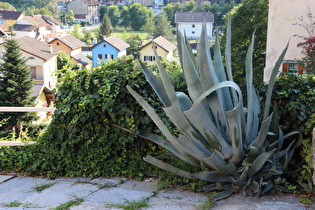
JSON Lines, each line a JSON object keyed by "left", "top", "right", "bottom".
{"left": 174, "top": 12, "right": 214, "bottom": 39}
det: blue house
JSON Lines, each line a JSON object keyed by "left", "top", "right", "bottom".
{"left": 92, "top": 35, "right": 130, "bottom": 68}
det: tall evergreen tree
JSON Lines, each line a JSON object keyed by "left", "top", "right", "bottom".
{"left": 0, "top": 38, "right": 35, "bottom": 134}
{"left": 98, "top": 14, "right": 112, "bottom": 41}
{"left": 153, "top": 11, "right": 174, "bottom": 41}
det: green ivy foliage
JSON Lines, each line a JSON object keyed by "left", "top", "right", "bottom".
{"left": 260, "top": 73, "right": 315, "bottom": 134}
{"left": 0, "top": 56, "right": 170, "bottom": 178}
{"left": 260, "top": 73, "right": 315, "bottom": 190}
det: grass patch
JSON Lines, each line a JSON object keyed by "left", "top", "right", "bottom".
{"left": 54, "top": 198, "right": 83, "bottom": 210}
{"left": 111, "top": 30, "right": 151, "bottom": 42}
{"left": 109, "top": 198, "right": 150, "bottom": 210}
{"left": 34, "top": 182, "right": 55, "bottom": 192}
{"left": 2, "top": 200, "right": 22, "bottom": 207}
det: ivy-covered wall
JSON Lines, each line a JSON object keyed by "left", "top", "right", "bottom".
{"left": 0, "top": 56, "right": 168, "bottom": 178}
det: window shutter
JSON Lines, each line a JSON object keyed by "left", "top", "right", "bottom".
{"left": 298, "top": 64, "right": 303, "bottom": 75}
{"left": 282, "top": 63, "right": 288, "bottom": 73}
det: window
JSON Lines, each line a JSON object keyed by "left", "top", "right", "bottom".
{"left": 98, "top": 54, "right": 102, "bottom": 59}
{"left": 56, "top": 42, "right": 59, "bottom": 46}
{"left": 192, "top": 31, "right": 195, "bottom": 34}
{"left": 282, "top": 60, "right": 303, "bottom": 75}
{"left": 105, "top": 54, "right": 113, "bottom": 60}
{"left": 144, "top": 56, "right": 155, "bottom": 61}
{"left": 103, "top": 44, "right": 106, "bottom": 47}
{"left": 31, "top": 67, "right": 36, "bottom": 79}
{"left": 192, "top": 24, "right": 195, "bottom": 28}
{"left": 28, "top": 56, "right": 35, "bottom": 59}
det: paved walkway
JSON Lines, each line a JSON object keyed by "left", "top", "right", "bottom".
{"left": 0, "top": 175, "right": 313, "bottom": 209}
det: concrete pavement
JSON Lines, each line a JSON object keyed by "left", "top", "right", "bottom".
{"left": 0, "top": 175, "right": 313, "bottom": 209}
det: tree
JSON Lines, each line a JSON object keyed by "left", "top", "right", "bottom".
{"left": 126, "top": 35, "right": 142, "bottom": 59}
{"left": 183, "top": 0, "right": 195, "bottom": 12}
{"left": 100, "top": 6, "right": 107, "bottom": 21}
{"left": 71, "top": 24, "right": 83, "bottom": 40}
{"left": 0, "top": 2, "right": 15, "bottom": 10}
{"left": 162, "top": 4, "right": 176, "bottom": 27}
{"left": 129, "top": 3, "right": 153, "bottom": 31}
{"left": 83, "top": 30, "right": 96, "bottom": 44}
{"left": 57, "top": 51, "right": 76, "bottom": 71}
{"left": 221, "top": 0, "right": 268, "bottom": 93}
{"left": 65, "top": 10, "right": 75, "bottom": 25}
{"left": 153, "top": 11, "right": 174, "bottom": 41}
{"left": 107, "top": 5, "right": 119, "bottom": 30}
{"left": 120, "top": 6, "right": 130, "bottom": 30}
{"left": 98, "top": 14, "right": 112, "bottom": 40}
{"left": 0, "top": 38, "right": 35, "bottom": 136}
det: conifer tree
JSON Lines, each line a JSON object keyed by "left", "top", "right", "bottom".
{"left": 153, "top": 11, "right": 174, "bottom": 41}
{"left": 0, "top": 38, "right": 35, "bottom": 135}
{"left": 98, "top": 14, "right": 112, "bottom": 41}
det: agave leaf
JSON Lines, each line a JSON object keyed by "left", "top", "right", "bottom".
{"left": 260, "top": 180, "right": 275, "bottom": 195}
{"left": 245, "top": 31, "right": 260, "bottom": 145}
{"left": 139, "top": 61, "right": 171, "bottom": 107}
{"left": 176, "top": 92, "right": 192, "bottom": 111}
{"left": 138, "top": 131, "right": 200, "bottom": 166}
{"left": 225, "top": 14, "right": 238, "bottom": 106}
{"left": 197, "top": 23, "right": 218, "bottom": 89}
{"left": 152, "top": 41, "right": 178, "bottom": 105}
{"left": 201, "top": 151, "right": 229, "bottom": 173}
{"left": 178, "top": 30, "right": 205, "bottom": 102}
{"left": 163, "top": 104, "right": 211, "bottom": 154}
{"left": 174, "top": 134, "right": 211, "bottom": 159}
{"left": 213, "top": 188, "right": 237, "bottom": 201}
{"left": 263, "top": 43, "right": 289, "bottom": 121}
{"left": 191, "top": 171, "right": 234, "bottom": 182}
{"left": 283, "top": 131, "right": 302, "bottom": 147}
{"left": 252, "top": 113, "right": 273, "bottom": 149}
{"left": 127, "top": 85, "right": 174, "bottom": 141}
{"left": 144, "top": 155, "right": 196, "bottom": 179}
{"left": 247, "top": 150, "right": 275, "bottom": 178}
{"left": 226, "top": 104, "right": 245, "bottom": 163}
{"left": 184, "top": 102, "right": 232, "bottom": 157}
{"left": 226, "top": 162, "right": 239, "bottom": 177}
{"left": 214, "top": 33, "right": 233, "bottom": 111}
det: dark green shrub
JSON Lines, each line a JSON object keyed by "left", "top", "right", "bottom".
{"left": 0, "top": 56, "right": 168, "bottom": 178}
{"left": 260, "top": 73, "right": 315, "bottom": 134}
{"left": 259, "top": 73, "right": 315, "bottom": 191}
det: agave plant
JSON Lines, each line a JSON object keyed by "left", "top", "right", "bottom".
{"left": 126, "top": 17, "right": 302, "bottom": 200}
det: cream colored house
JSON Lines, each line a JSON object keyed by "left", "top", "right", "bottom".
{"left": 139, "top": 36, "right": 177, "bottom": 65}
{"left": 264, "top": 0, "right": 315, "bottom": 82}
{"left": 0, "top": 36, "right": 59, "bottom": 90}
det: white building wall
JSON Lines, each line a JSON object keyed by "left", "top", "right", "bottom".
{"left": 264, "top": 0, "right": 315, "bottom": 82}
{"left": 177, "top": 22, "right": 213, "bottom": 39}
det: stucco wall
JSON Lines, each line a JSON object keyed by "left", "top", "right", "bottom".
{"left": 264, "top": 0, "right": 315, "bottom": 82}
{"left": 139, "top": 43, "right": 169, "bottom": 65}
{"left": 92, "top": 42, "right": 119, "bottom": 67}
{"left": 177, "top": 22, "right": 213, "bottom": 39}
